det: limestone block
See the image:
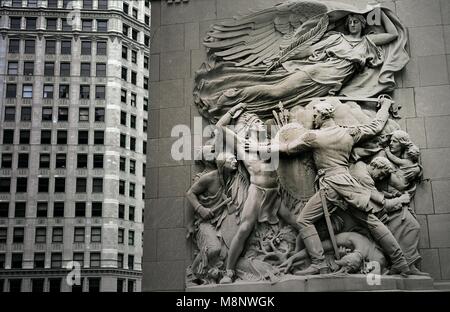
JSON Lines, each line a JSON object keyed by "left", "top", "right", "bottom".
{"left": 150, "top": 54, "right": 160, "bottom": 82}
{"left": 150, "top": 81, "right": 161, "bottom": 109}
{"left": 148, "top": 109, "right": 160, "bottom": 139}
{"left": 428, "top": 214, "right": 450, "bottom": 248}
{"left": 443, "top": 25, "right": 450, "bottom": 53}
{"left": 432, "top": 180, "right": 450, "bottom": 214}
{"left": 185, "top": 22, "right": 200, "bottom": 51}
{"left": 159, "top": 79, "right": 184, "bottom": 109}
{"left": 143, "top": 228, "right": 156, "bottom": 261}
{"left": 396, "top": 0, "right": 442, "bottom": 27}
{"left": 160, "top": 51, "right": 190, "bottom": 80}
{"left": 409, "top": 26, "right": 446, "bottom": 56}
{"left": 143, "top": 260, "right": 185, "bottom": 291}
{"left": 406, "top": 118, "right": 426, "bottom": 148}
{"left": 421, "top": 148, "right": 450, "bottom": 179}
{"left": 416, "top": 215, "right": 430, "bottom": 248}
{"left": 394, "top": 88, "right": 416, "bottom": 118}
{"left": 158, "top": 165, "right": 190, "bottom": 197}
{"left": 402, "top": 57, "right": 420, "bottom": 88}
{"left": 441, "top": 0, "right": 450, "bottom": 25}
{"left": 147, "top": 197, "right": 184, "bottom": 229}
{"left": 146, "top": 167, "right": 158, "bottom": 198}
{"left": 420, "top": 248, "right": 441, "bottom": 279}
{"left": 217, "top": 0, "right": 285, "bottom": 19}
{"left": 191, "top": 49, "right": 207, "bottom": 78}
{"left": 415, "top": 85, "right": 450, "bottom": 117}
{"left": 418, "top": 55, "right": 449, "bottom": 86}
{"left": 161, "top": 0, "right": 216, "bottom": 25}
{"left": 159, "top": 107, "right": 190, "bottom": 138}
{"left": 425, "top": 116, "right": 450, "bottom": 148}
{"left": 414, "top": 180, "right": 434, "bottom": 214}
{"left": 158, "top": 137, "right": 186, "bottom": 167}
{"left": 157, "top": 228, "right": 188, "bottom": 261}
{"left": 439, "top": 248, "right": 450, "bottom": 279}
{"left": 148, "top": 138, "right": 159, "bottom": 168}
{"left": 160, "top": 24, "right": 185, "bottom": 52}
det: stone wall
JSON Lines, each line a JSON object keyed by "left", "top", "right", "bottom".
{"left": 143, "top": 0, "right": 450, "bottom": 290}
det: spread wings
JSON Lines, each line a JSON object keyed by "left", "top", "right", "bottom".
{"left": 203, "top": 0, "right": 330, "bottom": 67}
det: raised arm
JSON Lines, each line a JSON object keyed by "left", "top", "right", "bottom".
{"left": 186, "top": 173, "right": 215, "bottom": 222}
{"left": 366, "top": 10, "right": 398, "bottom": 46}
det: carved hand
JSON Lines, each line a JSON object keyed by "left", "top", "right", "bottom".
{"left": 197, "top": 206, "right": 214, "bottom": 220}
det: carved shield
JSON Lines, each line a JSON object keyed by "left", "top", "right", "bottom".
{"left": 275, "top": 123, "right": 316, "bottom": 201}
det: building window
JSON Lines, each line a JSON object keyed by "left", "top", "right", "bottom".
{"left": 94, "top": 131, "right": 104, "bottom": 144}
{"left": 132, "top": 8, "right": 138, "bottom": 19}
{"left": 43, "top": 85, "right": 54, "bottom": 99}
{"left": 14, "top": 203, "right": 26, "bottom": 218}
{"left": 128, "top": 230, "right": 134, "bottom": 246}
{"left": 98, "top": 0, "right": 108, "bottom": 9}
{"left": 78, "top": 130, "right": 88, "bottom": 144}
{"left": 90, "top": 228, "right": 101, "bottom": 243}
{"left": 120, "top": 157, "right": 126, "bottom": 171}
{"left": 97, "top": 20, "right": 107, "bottom": 31}
{"left": 59, "top": 84, "right": 70, "bottom": 98}
{"left": 129, "top": 183, "right": 135, "bottom": 198}
{"left": 41, "top": 107, "right": 52, "bottom": 121}
{"left": 73, "top": 252, "right": 84, "bottom": 267}
{"left": 51, "top": 253, "right": 62, "bottom": 268}
{"left": 76, "top": 178, "right": 87, "bottom": 193}
{"left": 145, "top": 35, "right": 150, "bottom": 46}
{"left": 0, "top": 253, "right": 5, "bottom": 269}
{"left": 0, "top": 203, "right": 8, "bottom": 218}
{"left": 38, "top": 177, "right": 49, "bottom": 192}
{"left": 95, "top": 85, "right": 105, "bottom": 99}
{"left": 117, "top": 254, "right": 124, "bottom": 269}
{"left": 145, "top": 14, "right": 150, "bottom": 26}
{"left": 31, "top": 279, "right": 45, "bottom": 293}
{"left": 1, "top": 154, "right": 12, "bottom": 168}
{"left": 52, "top": 227, "right": 63, "bottom": 243}
{"left": 17, "top": 153, "right": 29, "bottom": 168}
{"left": 46, "top": 18, "right": 57, "bottom": 30}
{"left": 82, "top": 19, "right": 92, "bottom": 31}
{"left": 80, "top": 63, "right": 91, "bottom": 77}
{"left": 131, "top": 50, "right": 137, "bottom": 63}
{"left": 3, "top": 129, "right": 14, "bottom": 144}
{"left": 55, "top": 153, "right": 66, "bottom": 168}
{"left": 97, "top": 41, "right": 107, "bottom": 55}
{"left": 77, "top": 154, "right": 88, "bottom": 168}
{"left": 60, "top": 62, "right": 71, "bottom": 76}
{"left": 41, "top": 130, "right": 51, "bottom": 144}
{"left": 130, "top": 115, "right": 136, "bottom": 129}
{"left": 83, "top": 0, "right": 92, "bottom": 9}
{"left": 26, "top": 17, "right": 37, "bottom": 30}
{"left": 6, "top": 84, "right": 17, "bottom": 98}
{"left": 53, "top": 202, "right": 64, "bottom": 217}
{"left": 39, "top": 154, "right": 50, "bottom": 168}
{"left": 20, "top": 107, "right": 31, "bottom": 123}
{"left": 4, "top": 107, "right": 15, "bottom": 122}
{"left": 22, "top": 84, "right": 33, "bottom": 98}
{"left": 93, "top": 154, "right": 103, "bottom": 168}
{"left": 10, "top": 17, "right": 21, "bottom": 29}
{"left": 61, "top": 40, "right": 71, "bottom": 54}
{"left": 131, "top": 71, "right": 137, "bottom": 85}
{"left": 132, "top": 29, "right": 138, "bottom": 41}
{"left": 23, "top": 61, "right": 34, "bottom": 75}
{"left": 54, "top": 177, "right": 66, "bottom": 193}
{"left": 144, "top": 56, "right": 149, "bottom": 69}
{"left": 7, "top": 62, "right": 18, "bottom": 75}
{"left": 56, "top": 130, "right": 67, "bottom": 144}
{"left": 88, "top": 278, "right": 100, "bottom": 292}
{"left": 91, "top": 202, "right": 102, "bottom": 217}
{"left": 80, "top": 85, "right": 90, "bottom": 99}
{"left": 49, "top": 279, "right": 61, "bottom": 293}
{"left": 9, "top": 39, "right": 20, "bottom": 53}
{"left": 123, "top": 23, "right": 129, "bottom": 36}
{"left": 129, "top": 206, "right": 135, "bottom": 221}
{"left": 118, "top": 229, "right": 124, "bottom": 244}
{"left": 121, "top": 67, "right": 127, "bottom": 80}
{"left": 144, "top": 77, "right": 149, "bottom": 90}
{"left": 79, "top": 108, "right": 89, "bottom": 121}
{"left": 118, "top": 204, "right": 125, "bottom": 219}
{"left": 143, "top": 163, "right": 146, "bottom": 177}
{"left": 44, "top": 62, "right": 55, "bottom": 76}
{"left": 119, "top": 180, "right": 125, "bottom": 195}
{"left": 143, "top": 119, "right": 148, "bottom": 132}
{"left": 143, "top": 141, "right": 147, "bottom": 154}
{"left": 24, "top": 39, "right": 35, "bottom": 53}
{"left": 13, "top": 0, "right": 23, "bottom": 7}
{"left": 16, "top": 177, "right": 27, "bottom": 192}
{"left": 128, "top": 255, "right": 134, "bottom": 270}
{"left": 36, "top": 202, "right": 48, "bottom": 218}
{"left": 19, "top": 130, "right": 30, "bottom": 144}
{"left": 121, "top": 89, "right": 127, "bottom": 103}
{"left": 13, "top": 227, "right": 24, "bottom": 243}
{"left": 129, "top": 160, "right": 135, "bottom": 175}
{"left": 47, "top": 0, "right": 58, "bottom": 8}
{"left": 45, "top": 40, "right": 56, "bottom": 54}
{"left": 130, "top": 137, "right": 136, "bottom": 151}
{"left": 62, "top": 19, "right": 71, "bottom": 31}
{"left": 120, "top": 111, "right": 127, "bottom": 126}
{"left": 122, "top": 46, "right": 128, "bottom": 59}
{"left": 42, "top": 106, "right": 53, "bottom": 121}
{"left": 34, "top": 253, "right": 45, "bottom": 269}
{"left": 74, "top": 227, "right": 85, "bottom": 242}
{"left": 35, "top": 227, "right": 47, "bottom": 243}
{"left": 92, "top": 178, "right": 103, "bottom": 193}
{"left": 11, "top": 254, "right": 23, "bottom": 269}
{"left": 130, "top": 93, "right": 136, "bottom": 107}
{"left": 95, "top": 108, "right": 105, "bottom": 121}
{"left": 96, "top": 63, "right": 106, "bottom": 77}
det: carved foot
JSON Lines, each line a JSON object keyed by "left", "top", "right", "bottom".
{"left": 408, "top": 264, "right": 430, "bottom": 276}
{"left": 292, "top": 263, "right": 329, "bottom": 276}
{"left": 219, "top": 269, "right": 235, "bottom": 284}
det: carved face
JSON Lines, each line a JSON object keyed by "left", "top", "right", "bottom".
{"left": 335, "top": 252, "right": 362, "bottom": 273}
{"left": 368, "top": 164, "right": 390, "bottom": 181}
{"left": 312, "top": 109, "right": 326, "bottom": 129}
{"left": 347, "top": 16, "right": 363, "bottom": 35}
{"left": 223, "top": 154, "right": 238, "bottom": 171}
{"left": 389, "top": 136, "right": 403, "bottom": 154}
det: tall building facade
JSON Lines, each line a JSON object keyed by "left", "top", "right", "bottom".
{"left": 0, "top": 0, "right": 150, "bottom": 292}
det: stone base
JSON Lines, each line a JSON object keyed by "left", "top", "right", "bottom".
{"left": 187, "top": 274, "right": 434, "bottom": 292}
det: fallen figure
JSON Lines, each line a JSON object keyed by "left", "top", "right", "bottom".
{"left": 279, "top": 232, "right": 388, "bottom": 275}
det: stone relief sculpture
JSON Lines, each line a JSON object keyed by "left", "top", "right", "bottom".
{"left": 186, "top": 0, "right": 429, "bottom": 286}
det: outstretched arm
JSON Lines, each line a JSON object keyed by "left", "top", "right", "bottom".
{"left": 367, "top": 10, "right": 398, "bottom": 46}
{"left": 384, "top": 147, "right": 410, "bottom": 167}
{"left": 215, "top": 103, "right": 247, "bottom": 127}
{"left": 186, "top": 173, "right": 215, "bottom": 222}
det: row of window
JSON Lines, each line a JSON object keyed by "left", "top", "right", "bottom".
{"left": 122, "top": 45, "right": 149, "bottom": 69}
{"left": 9, "top": 16, "right": 108, "bottom": 32}
{"left": 7, "top": 38, "right": 107, "bottom": 55}
{"left": 7, "top": 61, "right": 107, "bottom": 77}
{"left": 121, "top": 66, "right": 149, "bottom": 89}
{"left": 0, "top": 201, "right": 141, "bottom": 221}
{"left": 6, "top": 0, "right": 109, "bottom": 10}
{"left": 1, "top": 152, "right": 146, "bottom": 176}
{"left": 4, "top": 106, "right": 107, "bottom": 123}
{"left": 0, "top": 276, "right": 107, "bottom": 293}
{"left": 5, "top": 84, "right": 106, "bottom": 100}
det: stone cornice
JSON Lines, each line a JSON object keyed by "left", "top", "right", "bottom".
{"left": 0, "top": 268, "right": 143, "bottom": 277}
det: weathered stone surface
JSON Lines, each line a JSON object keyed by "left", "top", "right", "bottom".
{"left": 421, "top": 249, "right": 442, "bottom": 279}
{"left": 415, "top": 85, "right": 450, "bottom": 116}
{"left": 396, "top": 0, "right": 442, "bottom": 27}
{"left": 441, "top": 0, "right": 450, "bottom": 25}
{"left": 418, "top": 55, "right": 449, "bottom": 86}
{"left": 406, "top": 118, "right": 426, "bottom": 148}
{"left": 157, "top": 228, "right": 189, "bottom": 261}
{"left": 160, "top": 24, "right": 185, "bottom": 52}
{"left": 416, "top": 215, "right": 430, "bottom": 248}
{"left": 394, "top": 88, "right": 416, "bottom": 118}
{"left": 143, "top": 228, "right": 157, "bottom": 262}
{"left": 432, "top": 180, "right": 450, "bottom": 214}
{"left": 150, "top": 54, "right": 160, "bottom": 82}
{"left": 148, "top": 197, "right": 185, "bottom": 229}
{"left": 421, "top": 148, "right": 450, "bottom": 179}
{"left": 425, "top": 116, "right": 450, "bottom": 148}
{"left": 158, "top": 165, "right": 190, "bottom": 197}
{"left": 146, "top": 167, "right": 158, "bottom": 198}
{"left": 438, "top": 248, "right": 450, "bottom": 279}
{"left": 402, "top": 57, "right": 420, "bottom": 88}
{"left": 414, "top": 180, "right": 434, "bottom": 214}
{"left": 428, "top": 214, "right": 450, "bottom": 248}
{"left": 143, "top": 261, "right": 186, "bottom": 291}
{"left": 148, "top": 110, "right": 160, "bottom": 140}
{"left": 159, "top": 79, "right": 185, "bottom": 109}
{"left": 217, "top": 0, "right": 284, "bottom": 19}
{"left": 160, "top": 51, "right": 190, "bottom": 80}
{"left": 161, "top": 0, "right": 217, "bottom": 25}
{"left": 159, "top": 106, "right": 190, "bottom": 137}
{"left": 185, "top": 22, "right": 200, "bottom": 51}
{"left": 158, "top": 137, "right": 187, "bottom": 167}
{"left": 409, "top": 26, "right": 446, "bottom": 56}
